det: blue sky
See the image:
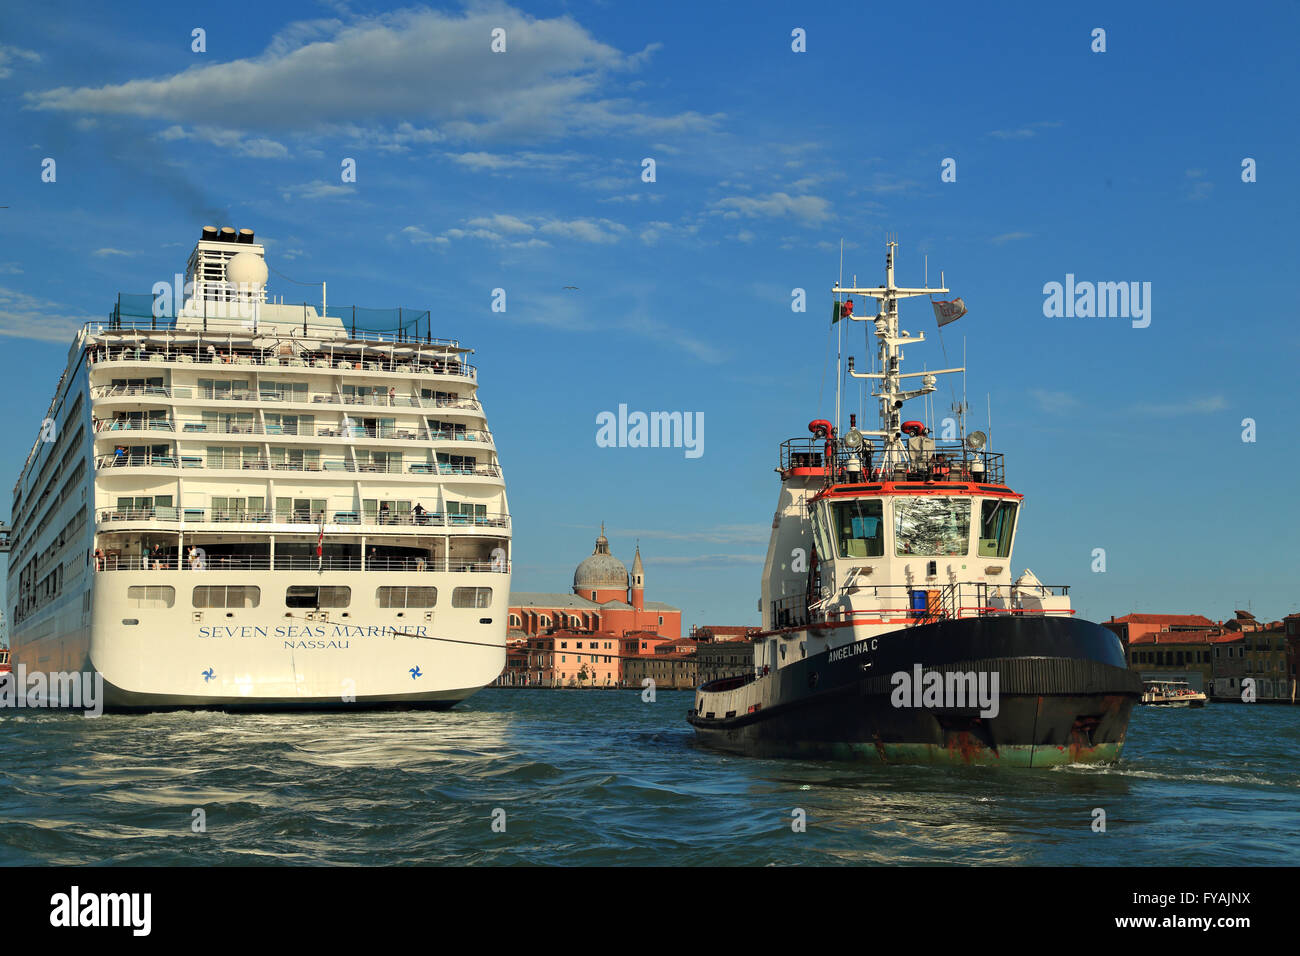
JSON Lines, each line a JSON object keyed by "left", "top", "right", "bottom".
{"left": 1, "top": 0, "right": 1297, "bottom": 629}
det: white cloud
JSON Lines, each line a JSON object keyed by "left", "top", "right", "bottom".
{"left": 0, "top": 286, "right": 95, "bottom": 343}
{"left": 1135, "top": 395, "right": 1228, "bottom": 417}
{"left": 0, "top": 45, "right": 40, "bottom": 80}
{"left": 158, "top": 125, "right": 290, "bottom": 159}
{"left": 26, "top": 8, "right": 708, "bottom": 142}
{"left": 711, "top": 191, "right": 833, "bottom": 225}
{"left": 537, "top": 217, "right": 626, "bottom": 243}
{"left": 987, "top": 120, "right": 1063, "bottom": 140}
{"left": 423, "top": 214, "right": 626, "bottom": 248}
{"left": 448, "top": 151, "right": 584, "bottom": 171}
{"left": 1185, "top": 169, "right": 1213, "bottom": 201}
{"left": 279, "top": 180, "right": 357, "bottom": 201}
{"left": 1030, "top": 388, "right": 1080, "bottom": 413}
{"left": 465, "top": 214, "right": 536, "bottom": 235}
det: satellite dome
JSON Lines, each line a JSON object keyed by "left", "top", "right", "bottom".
{"left": 226, "top": 250, "right": 268, "bottom": 288}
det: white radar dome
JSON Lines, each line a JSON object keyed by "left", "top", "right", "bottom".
{"left": 226, "top": 251, "right": 268, "bottom": 288}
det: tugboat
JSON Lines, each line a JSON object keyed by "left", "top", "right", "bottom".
{"left": 688, "top": 241, "right": 1142, "bottom": 766}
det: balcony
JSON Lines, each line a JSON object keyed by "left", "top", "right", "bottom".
{"left": 94, "top": 553, "right": 508, "bottom": 573}
{"left": 94, "top": 453, "right": 502, "bottom": 478}
{"left": 93, "top": 418, "right": 175, "bottom": 433}
{"left": 97, "top": 507, "right": 511, "bottom": 529}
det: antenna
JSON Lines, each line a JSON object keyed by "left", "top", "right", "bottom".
{"left": 987, "top": 392, "right": 993, "bottom": 450}
{"left": 835, "top": 239, "right": 844, "bottom": 437}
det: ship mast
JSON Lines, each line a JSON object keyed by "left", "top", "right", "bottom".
{"left": 837, "top": 239, "right": 964, "bottom": 473}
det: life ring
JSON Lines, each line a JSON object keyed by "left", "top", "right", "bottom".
{"left": 901, "top": 420, "right": 927, "bottom": 437}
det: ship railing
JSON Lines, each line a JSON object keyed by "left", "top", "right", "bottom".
{"left": 90, "top": 384, "right": 173, "bottom": 400}
{"left": 96, "top": 453, "right": 179, "bottom": 469}
{"left": 778, "top": 437, "right": 1006, "bottom": 486}
{"left": 94, "top": 454, "right": 501, "bottom": 477}
{"left": 88, "top": 343, "right": 476, "bottom": 379}
{"left": 773, "top": 581, "right": 1073, "bottom": 628}
{"left": 96, "top": 507, "right": 510, "bottom": 529}
{"left": 770, "top": 594, "right": 812, "bottom": 629}
{"left": 94, "top": 554, "right": 509, "bottom": 572}
{"left": 96, "top": 309, "right": 461, "bottom": 350}
{"left": 93, "top": 418, "right": 175, "bottom": 433}
{"left": 93, "top": 384, "right": 483, "bottom": 414}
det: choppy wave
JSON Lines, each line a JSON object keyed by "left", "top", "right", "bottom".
{"left": 1, "top": 692, "right": 1297, "bottom": 865}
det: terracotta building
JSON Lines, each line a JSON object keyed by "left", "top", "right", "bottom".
{"left": 507, "top": 526, "right": 681, "bottom": 639}
{"left": 1102, "top": 613, "right": 1218, "bottom": 646}
{"left": 1124, "top": 628, "right": 1232, "bottom": 691}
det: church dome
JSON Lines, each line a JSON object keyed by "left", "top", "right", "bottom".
{"left": 574, "top": 526, "right": 628, "bottom": 590}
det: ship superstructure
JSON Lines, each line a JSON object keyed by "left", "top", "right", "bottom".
{"left": 688, "top": 241, "right": 1140, "bottom": 765}
{"left": 7, "top": 227, "right": 510, "bottom": 708}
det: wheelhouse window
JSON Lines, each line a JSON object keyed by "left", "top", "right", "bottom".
{"left": 832, "top": 499, "right": 884, "bottom": 558}
{"left": 978, "top": 499, "right": 1018, "bottom": 557}
{"left": 286, "top": 586, "right": 351, "bottom": 608}
{"left": 894, "top": 496, "right": 971, "bottom": 556}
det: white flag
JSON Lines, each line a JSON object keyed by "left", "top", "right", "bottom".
{"left": 932, "top": 297, "right": 967, "bottom": 327}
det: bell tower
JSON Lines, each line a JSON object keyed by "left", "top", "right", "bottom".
{"left": 630, "top": 544, "right": 645, "bottom": 612}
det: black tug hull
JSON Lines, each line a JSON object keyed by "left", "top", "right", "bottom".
{"left": 687, "top": 615, "right": 1141, "bottom": 767}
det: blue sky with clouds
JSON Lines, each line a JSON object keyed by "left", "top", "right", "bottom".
{"left": 1, "top": 1, "right": 1297, "bottom": 628}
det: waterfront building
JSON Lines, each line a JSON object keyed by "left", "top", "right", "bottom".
{"left": 623, "top": 651, "right": 698, "bottom": 690}
{"left": 1102, "top": 613, "right": 1218, "bottom": 646}
{"left": 494, "top": 628, "right": 672, "bottom": 688}
{"left": 695, "top": 638, "right": 756, "bottom": 684}
{"left": 507, "top": 527, "right": 681, "bottom": 638}
{"left": 1123, "top": 629, "right": 1228, "bottom": 691}
{"left": 1211, "top": 628, "right": 1293, "bottom": 701}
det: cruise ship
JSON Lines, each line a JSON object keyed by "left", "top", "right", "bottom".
{"left": 688, "top": 240, "right": 1141, "bottom": 765}
{"left": 6, "top": 226, "right": 511, "bottom": 709}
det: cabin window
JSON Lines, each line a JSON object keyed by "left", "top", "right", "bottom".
{"left": 894, "top": 496, "right": 971, "bottom": 556}
{"left": 832, "top": 499, "right": 885, "bottom": 558}
{"left": 978, "top": 500, "right": 1018, "bottom": 557}
{"left": 193, "top": 585, "right": 260, "bottom": 608}
{"left": 453, "top": 587, "right": 493, "bottom": 608}
{"left": 127, "top": 585, "right": 174, "bottom": 608}
{"left": 286, "top": 585, "right": 351, "bottom": 608}
{"left": 377, "top": 586, "right": 437, "bottom": 608}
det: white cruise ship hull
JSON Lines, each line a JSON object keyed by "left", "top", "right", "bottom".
{"left": 16, "top": 570, "right": 507, "bottom": 709}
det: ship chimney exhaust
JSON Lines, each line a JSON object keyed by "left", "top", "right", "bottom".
{"left": 237, "top": 228, "right": 255, "bottom": 244}
{"left": 219, "top": 227, "right": 236, "bottom": 242}
{"left": 201, "top": 226, "right": 218, "bottom": 242}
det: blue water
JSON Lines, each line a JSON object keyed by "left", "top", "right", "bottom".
{"left": 1, "top": 690, "right": 1296, "bottom": 865}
